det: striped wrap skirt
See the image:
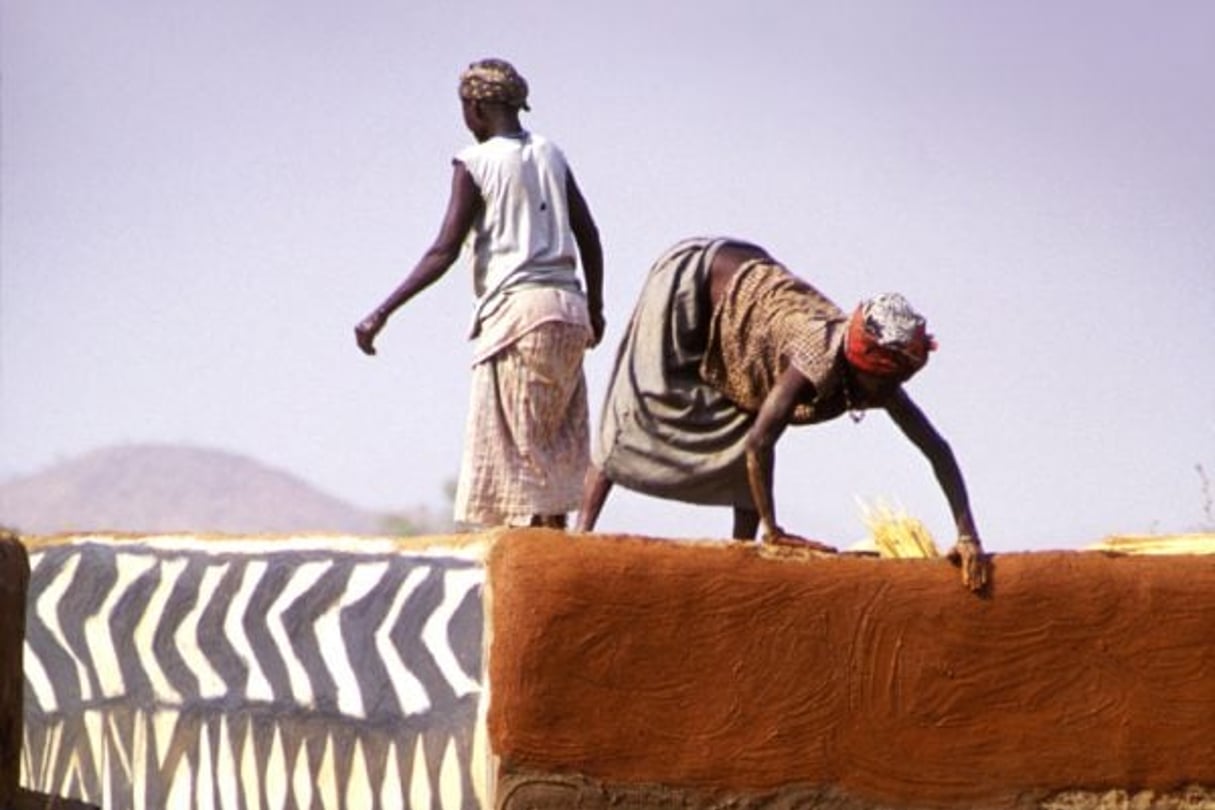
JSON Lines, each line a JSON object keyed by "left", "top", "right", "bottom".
{"left": 453, "top": 321, "right": 590, "bottom": 527}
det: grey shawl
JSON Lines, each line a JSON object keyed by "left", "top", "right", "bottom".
{"left": 594, "top": 238, "right": 757, "bottom": 507}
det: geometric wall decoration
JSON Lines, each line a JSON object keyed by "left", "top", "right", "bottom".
{"left": 22, "top": 530, "right": 1214, "bottom": 810}
{"left": 21, "top": 533, "right": 490, "bottom": 810}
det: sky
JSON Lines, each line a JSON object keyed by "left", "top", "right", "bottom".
{"left": 2, "top": 0, "right": 1213, "bottom": 551}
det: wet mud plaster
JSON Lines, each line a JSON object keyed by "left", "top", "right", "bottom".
{"left": 486, "top": 531, "right": 1215, "bottom": 809}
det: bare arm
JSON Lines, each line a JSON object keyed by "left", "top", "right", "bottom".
{"left": 744, "top": 366, "right": 835, "bottom": 552}
{"left": 884, "top": 388, "right": 988, "bottom": 591}
{"left": 355, "top": 162, "right": 481, "bottom": 355}
{"left": 566, "top": 169, "right": 605, "bottom": 346}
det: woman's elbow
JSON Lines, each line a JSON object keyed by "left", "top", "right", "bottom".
{"left": 426, "top": 243, "right": 462, "bottom": 269}
{"left": 575, "top": 221, "right": 602, "bottom": 254}
{"left": 745, "top": 429, "right": 778, "bottom": 456}
{"left": 926, "top": 436, "right": 958, "bottom": 471}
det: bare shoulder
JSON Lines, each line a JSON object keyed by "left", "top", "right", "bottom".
{"left": 708, "top": 241, "right": 770, "bottom": 306}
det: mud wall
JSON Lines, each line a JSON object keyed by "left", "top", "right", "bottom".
{"left": 1, "top": 532, "right": 30, "bottom": 808}
{"left": 20, "top": 533, "right": 492, "bottom": 810}
{"left": 486, "top": 532, "right": 1215, "bottom": 810}
{"left": 16, "top": 530, "right": 1214, "bottom": 809}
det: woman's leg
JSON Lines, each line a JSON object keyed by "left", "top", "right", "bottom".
{"left": 529, "top": 514, "right": 568, "bottom": 529}
{"left": 575, "top": 466, "right": 614, "bottom": 532}
{"left": 732, "top": 506, "right": 760, "bottom": 540}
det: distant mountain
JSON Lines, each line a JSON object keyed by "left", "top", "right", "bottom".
{"left": 0, "top": 444, "right": 388, "bottom": 535}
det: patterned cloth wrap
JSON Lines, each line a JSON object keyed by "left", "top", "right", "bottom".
{"left": 458, "top": 57, "right": 530, "bottom": 110}
{"left": 455, "top": 320, "right": 590, "bottom": 526}
{"left": 702, "top": 256, "right": 848, "bottom": 424}
{"left": 595, "top": 238, "right": 850, "bottom": 507}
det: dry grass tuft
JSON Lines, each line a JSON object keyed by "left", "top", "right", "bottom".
{"left": 1087, "top": 533, "right": 1215, "bottom": 556}
{"left": 859, "top": 500, "right": 940, "bottom": 559}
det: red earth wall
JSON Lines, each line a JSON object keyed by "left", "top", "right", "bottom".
{"left": 486, "top": 531, "right": 1215, "bottom": 809}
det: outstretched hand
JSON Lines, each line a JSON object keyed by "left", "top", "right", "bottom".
{"left": 589, "top": 310, "right": 606, "bottom": 348}
{"left": 948, "top": 536, "right": 989, "bottom": 593}
{"left": 761, "top": 527, "right": 837, "bottom": 554}
{"left": 355, "top": 313, "right": 385, "bottom": 356}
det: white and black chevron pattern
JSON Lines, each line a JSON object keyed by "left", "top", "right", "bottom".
{"left": 21, "top": 536, "right": 489, "bottom": 810}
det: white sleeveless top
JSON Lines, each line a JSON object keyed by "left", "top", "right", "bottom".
{"left": 456, "top": 132, "right": 585, "bottom": 347}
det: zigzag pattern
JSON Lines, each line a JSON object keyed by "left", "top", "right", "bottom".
{"left": 21, "top": 537, "right": 488, "bottom": 809}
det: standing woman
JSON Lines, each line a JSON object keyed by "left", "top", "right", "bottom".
{"left": 357, "top": 58, "right": 605, "bottom": 529}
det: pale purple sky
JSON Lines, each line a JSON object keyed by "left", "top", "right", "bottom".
{"left": 3, "top": 1, "right": 1213, "bottom": 549}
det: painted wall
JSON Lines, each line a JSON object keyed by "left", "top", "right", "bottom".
{"left": 20, "top": 533, "right": 491, "bottom": 810}
{"left": 18, "top": 530, "right": 1214, "bottom": 810}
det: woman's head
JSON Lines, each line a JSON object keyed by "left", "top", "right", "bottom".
{"left": 458, "top": 58, "right": 529, "bottom": 110}
{"left": 843, "top": 293, "right": 936, "bottom": 383}
{"left": 458, "top": 58, "right": 529, "bottom": 141}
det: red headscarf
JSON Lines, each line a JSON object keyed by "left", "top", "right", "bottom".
{"left": 844, "top": 298, "right": 936, "bottom": 380}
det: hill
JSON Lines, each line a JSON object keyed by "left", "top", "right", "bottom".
{"left": 0, "top": 444, "right": 390, "bottom": 535}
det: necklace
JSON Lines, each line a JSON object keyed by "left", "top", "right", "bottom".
{"left": 841, "top": 373, "right": 866, "bottom": 424}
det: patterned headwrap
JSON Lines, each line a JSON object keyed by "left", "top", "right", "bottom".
{"left": 844, "top": 293, "right": 937, "bottom": 379}
{"left": 458, "top": 58, "right": 530, "bottom": 110}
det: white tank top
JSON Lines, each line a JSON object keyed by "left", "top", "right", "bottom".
{"left": 456, "top": 132, "right": 583, "bottom": 336}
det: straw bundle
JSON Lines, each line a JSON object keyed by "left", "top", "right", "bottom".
{"left": 859, "top": 501, "right": 940, "bottom": 559}
{"left": 1086, "top": 533, "right": 1215, "bottom": 556}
